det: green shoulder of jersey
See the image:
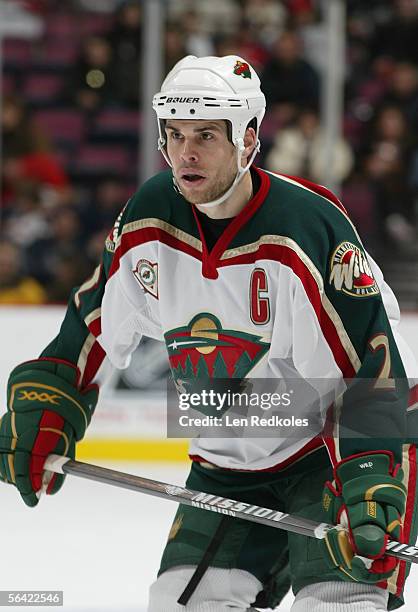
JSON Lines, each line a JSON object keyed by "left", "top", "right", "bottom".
{"left": 231, "top": 170, "right": 376, "bottom": 299}
{"left": 104, "top": 168, "right": 377, "bottom": 305}
{"left": 104, "top": 170, "right": 197, "bottom": 255}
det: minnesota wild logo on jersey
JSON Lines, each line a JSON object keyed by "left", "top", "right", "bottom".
{"left": 164, "top": 313, "right": 269, "bottom": 387}
{"left": 329, "top": 241, "right": 379, "bottom": 298}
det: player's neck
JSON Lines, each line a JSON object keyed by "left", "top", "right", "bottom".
{"left": 195, "top": 170, "right": 253, "bottom": 220}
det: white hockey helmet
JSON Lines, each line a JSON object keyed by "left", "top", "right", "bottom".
{"left": 152, "top": 55, "right": 266, "bottom": 207}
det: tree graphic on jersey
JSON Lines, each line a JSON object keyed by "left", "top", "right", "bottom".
{"left": 196, "top": 356, "right": 210, "bottom": 379}
{"left": 213, "top": 353, "right": 229, "bottom": 378}
{"left": 183, "top": 355, "right": 195, "bottom": 380}
{"left": 164, "top": 313, "right": 269, "bottom": 386}
{"left": 233, "top": 352, "right": 253, "bottom": 378}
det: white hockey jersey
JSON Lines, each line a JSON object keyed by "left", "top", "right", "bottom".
{"left": 42, "top": 167, "right": 417, "bottom": 471}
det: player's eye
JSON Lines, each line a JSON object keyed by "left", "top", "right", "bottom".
{"left": 171, "top": 132, "right": 183, "bottom": 140}
{"left": 201, "top": 132, "right": 214, "bottom": 141}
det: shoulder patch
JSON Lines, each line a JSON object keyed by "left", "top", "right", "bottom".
{"left": 329, "top": 241, "right": 380, "bottom": 297}
{"left": 133, "top": 259, "right": 159, "bottom": 299}
{"left": 105, "top": 199, "right": 130, "bottom": 253}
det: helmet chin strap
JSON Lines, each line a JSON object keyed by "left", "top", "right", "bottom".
{"left": 157, "top": 136, "right": 261, "bottom": 209}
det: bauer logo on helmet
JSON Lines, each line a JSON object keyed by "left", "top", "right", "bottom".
{"left": 166, "top": 97, "right": 200, "bottom": 104}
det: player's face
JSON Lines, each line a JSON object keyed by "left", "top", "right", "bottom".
{"left": 165, "top": 119, "right": 237, "bottom": 204}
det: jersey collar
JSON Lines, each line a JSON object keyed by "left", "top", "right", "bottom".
{"left": 192, "top": 166, "right": 271, "bottom": 279}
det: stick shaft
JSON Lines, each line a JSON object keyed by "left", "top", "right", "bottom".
{"left": 45, "top": 455, "right": 418, "bottom": 564}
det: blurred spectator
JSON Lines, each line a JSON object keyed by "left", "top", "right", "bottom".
{"left": 165, "top": 23, "right": 188, "bottom": 73}
{"left": 261, "top": 30, "right": 320, "bottom": 127}
{"left": 348, "top": 56, "right": 394, "bottom": 117}
{"left": 181, "top": 10, "right": 214, "bottom": 57}
{"left": 215, "top": 35, "right": 241, "bottom": 58}
{"left": 23, "top": 0, "right": 48, "bottom": 14}
{"left": 168, "top": 0, "right": 240, "bottom": 36}
{"left": 215, "top": 27, "right": 269, "bottom": 72}
{"left": 364, "top": 104, "right": 416, "bottom": 179}
{"left": 75, "top": 0, "right": 122, "bottom": 12}
{"left": 235, "top": 25, "right": 270, "bottom": 71}
{"left": 408, "top": 148, "right": 418, "bottom": 193}
{"left": 382, "top": 62, "right": 418, "bottom": 131}
{"left": 1, "top": 95, "right": 70, "bottom": 208}
{"left": 67, "top": 36, "right": 116, "bottom": 112}
{"left": 0, "top": 239, "right": 46, "bottom": 305}
{"left": 371, "top": 0, "right": 418, "bottom": 65}
{"left": 266, "top": 108, "right": 353, "bottom": 184}
{"left": 82, "top": 177, "right": 128, "bottom": 235}
{"left": 26, "top": 206, "right": 87, "bottom": 288}
{"left": 106, "top": 0, "right": 142, "bottom": 107}
{"left": 46, "top": 251, "right": 93, "bottom": 303}
{"left": 363, "top": 105, "right": 417, "bottom": 248}
{"left": 342, "top": 170, "right": 380, "bottom": 253}
{"left": 344, "top": 2, "right": 391, "bottom": 76}
{"left": 345, "top": 0, "right": 393, "bottom": 15}
{"left": 243, "top": 0, "right": 288, "bottom": 46}
{"left": 2, "top": 95, "right": 48, "bottom": 159}
{"left": 86, "top": 227, "right": 110, "bottom": 266}
{"left": 0, "top": 1, "right": 43, "bottom": 35}
{"left": 81, "top": 178, "right": 132, "bottom": 267}
{"left": 3, "top": 181, "right": 50, "bottom": 248}
{"left": 296, "top": 5, "right": 328, "bottom": 75}
{"left": 286, "top": 0, "right": 317, "bottom": 26}
{"left": 197, "top": 0, "right": 240, "bottom": 34}
{"left": 344, "top": 56, "right": 395, "bottom": 149}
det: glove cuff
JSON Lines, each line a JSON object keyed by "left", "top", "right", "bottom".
{"left": 333, "top": 452, "right": 406, "bottom": 515}
{"left": 7, "top": 359, "right": 98, "bottom": 440}
{"left": 334, "top": 452, "right": 396, "bottom": 487}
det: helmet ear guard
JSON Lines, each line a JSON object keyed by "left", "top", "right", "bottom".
{"left": 153, "top": 55, "right": 266, "bottom": 208}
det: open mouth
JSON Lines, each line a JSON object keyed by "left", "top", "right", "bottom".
{"left": 180, "top": 173, "right": 206, "bottom": 185}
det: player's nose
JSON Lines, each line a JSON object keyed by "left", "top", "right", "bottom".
{"left": 180, "top": 139, "right": 198, "bottom": 163}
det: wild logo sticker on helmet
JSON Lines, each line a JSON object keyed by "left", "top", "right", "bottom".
{"left": 329, "top": 242, "right": 379, "bottom": 297}
{"left": 233, "top": 60, "right": 251, "bottom": 79}
{"left": 133, "top": 259, "right": 159, "bottom": 299}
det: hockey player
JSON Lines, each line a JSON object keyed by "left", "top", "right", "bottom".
{"left": 1, "top": 56, "right": 418, "bottom": 611}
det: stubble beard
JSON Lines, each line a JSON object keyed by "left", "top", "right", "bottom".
{"left": 181, "top": 166, "right": 236, "bottom": 205}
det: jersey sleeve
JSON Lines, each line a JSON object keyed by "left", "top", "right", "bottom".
{"left": 275, "top": 184, "right": 408, "bottom": 467}
{"left": 40, "top": 194, "right": 163, "bottom": 391}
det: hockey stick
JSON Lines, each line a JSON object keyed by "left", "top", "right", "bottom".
{"left": 45, "top": 454, "right": 418, "bottom": 565}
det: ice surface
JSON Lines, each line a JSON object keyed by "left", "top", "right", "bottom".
{"left": 1, "top": 461, "right": 417, "bottom": 611}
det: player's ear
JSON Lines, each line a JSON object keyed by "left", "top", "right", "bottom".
{"left": 242, "top": 127, "right": 257, "bottom": 162}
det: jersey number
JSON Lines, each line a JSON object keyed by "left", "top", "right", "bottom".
{"left": 250, "top": 268, "right": 270, "bottom": 325}
{"left": 368, "top": 333, "right": 395, "bottom": 390}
